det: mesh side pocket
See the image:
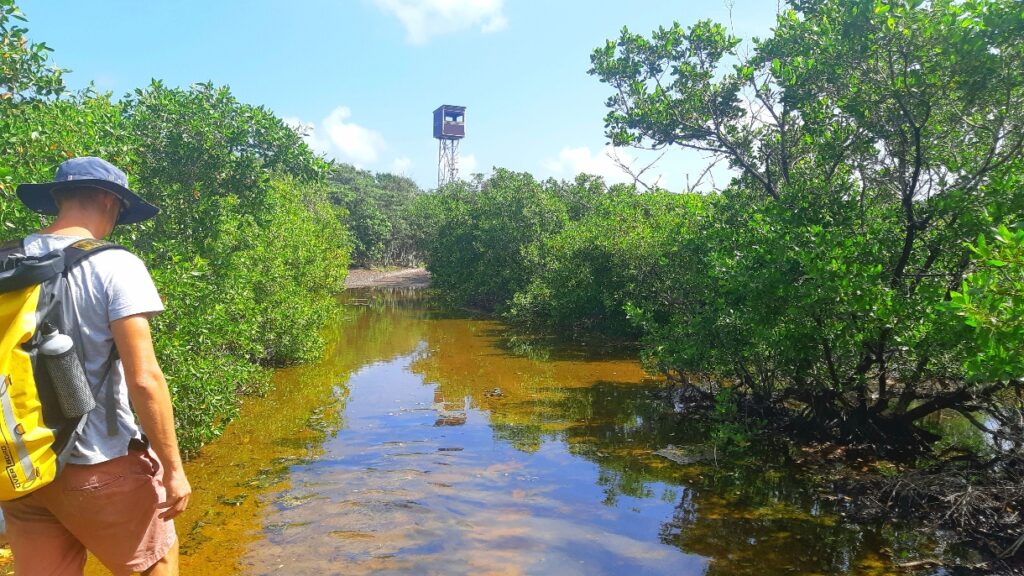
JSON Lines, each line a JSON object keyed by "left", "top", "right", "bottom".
{"left": 43, "top": 349, "right": 96, "bottom": 418}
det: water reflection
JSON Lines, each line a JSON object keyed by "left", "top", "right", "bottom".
{"left": 110, "top": 289, "right": 948, "bottom": 575}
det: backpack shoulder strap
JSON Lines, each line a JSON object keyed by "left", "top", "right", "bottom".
{"left": 62, "top": 239, "right": 127, "bottom": 272}
{"left": 60, "top": 238, "right": 129, "bottom": 437}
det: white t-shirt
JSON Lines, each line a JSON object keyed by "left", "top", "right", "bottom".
{"left": 23, "top": 234, "right": 165, "bottom": 465}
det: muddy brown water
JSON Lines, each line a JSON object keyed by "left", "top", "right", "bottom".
{"left": 75, "top": 288, "right": 957, "bottom": 575}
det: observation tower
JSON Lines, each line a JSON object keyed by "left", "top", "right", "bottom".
{"left": 433, "top": 105, "right": 466, "bottom": 187}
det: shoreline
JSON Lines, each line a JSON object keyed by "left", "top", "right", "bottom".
{"left": 344, "top": 267, "right": 431, "bottom": 289}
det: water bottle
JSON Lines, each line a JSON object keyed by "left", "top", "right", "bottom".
{"left": 38, "top": 325, "right": 95, "bottom": 418}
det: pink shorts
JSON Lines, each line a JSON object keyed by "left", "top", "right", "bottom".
{"left": 0, "top": 447, "right": 177, "bottom": 576}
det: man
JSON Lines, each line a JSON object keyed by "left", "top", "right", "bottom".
{"left": 1, "top": 157, "right": 190, "bottom": 575}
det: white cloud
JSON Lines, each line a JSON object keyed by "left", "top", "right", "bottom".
{"left": 390, "top": 156, "right": 413, "bottom": 174}
{"left": 373, "top": 0, "right": 507, "bottom": 44}
{"left": 542, "top": 145, "right": 652, "bottom": 186}
{"left": 285, "top": 107, "right": 386, "bottom": 167}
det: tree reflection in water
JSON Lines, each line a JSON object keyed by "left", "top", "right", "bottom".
{"left": 411, "top": 316, "right": 949, "bottom": 575}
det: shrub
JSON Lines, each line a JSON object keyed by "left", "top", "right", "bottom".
{"left": 329, "top": 164, "right": 422, "bottom": 268}
{"left": 508, "top": 188, "right": 707, "bottom": 338}
{"left": 414, "top": 169, "right": 567, "bottom": 311}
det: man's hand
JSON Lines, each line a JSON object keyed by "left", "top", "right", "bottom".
{"left": 158, "top": 467, "right": 192, "bottom": 520}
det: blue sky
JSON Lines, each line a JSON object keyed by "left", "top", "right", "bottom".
{"left": 22, "top": 0, "right": 780, "bottom": 191}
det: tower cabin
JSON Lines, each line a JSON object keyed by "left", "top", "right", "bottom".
{"left": 433, "top": 105, "right": 466, "bottom": 139}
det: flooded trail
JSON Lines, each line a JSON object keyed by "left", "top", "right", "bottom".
{"left": 88, "top": 289, "right": 949, "bottom": 575}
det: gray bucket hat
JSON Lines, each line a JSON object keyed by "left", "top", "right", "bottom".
{"left": 16, "top": 157, "right": 159, "bottom": 225}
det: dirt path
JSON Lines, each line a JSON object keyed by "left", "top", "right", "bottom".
{"left": 345, "top": 267, "right": 431, "bottom": 289}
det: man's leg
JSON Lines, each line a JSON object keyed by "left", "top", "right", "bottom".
{"left": 1, "top": 497, "right": 88, "bottom": 576}
{"left": 141, "top": 539, "right": 178, "bottom": 576}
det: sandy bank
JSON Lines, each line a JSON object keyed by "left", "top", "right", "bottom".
{"left": 345, "top": 268, "right": 431, "bottom": 289}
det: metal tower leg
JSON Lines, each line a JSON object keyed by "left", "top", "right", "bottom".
{"left": 437, "top": 139, "right": 460, "bottom": 188}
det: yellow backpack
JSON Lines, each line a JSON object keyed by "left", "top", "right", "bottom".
{"left": 0, "top": 238, "right": 123, "bottom": 500}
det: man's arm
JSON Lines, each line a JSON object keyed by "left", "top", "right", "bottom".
{"left": 111, "top": 314, "right": 191, "bottom": 520}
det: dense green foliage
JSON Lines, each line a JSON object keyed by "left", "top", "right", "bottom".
{"left": 329, "top": 164, "right": 423, "bottom": 267}
{"left": 414, "top": 169, "right": 568, "bottom": 311}
{"left": 0, "top": 0, "right": 63, "bottom": 102}
{"left": 943, "top": 224, "right": 1024, "bottom": 454}
{"left": 415, "top": 170, "right": 711, "bottom": 343}
{"left": 1, "top": 4, "right": 350, "bottom": 454}
{"left": 509, "top": 187, "right": 708, "bottom": 337}
{"left": 949, "top": 224, "right": 1024, "bottom": 384}
{"left": 588, "top": 0, "right": 1024, "bottom": 446}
